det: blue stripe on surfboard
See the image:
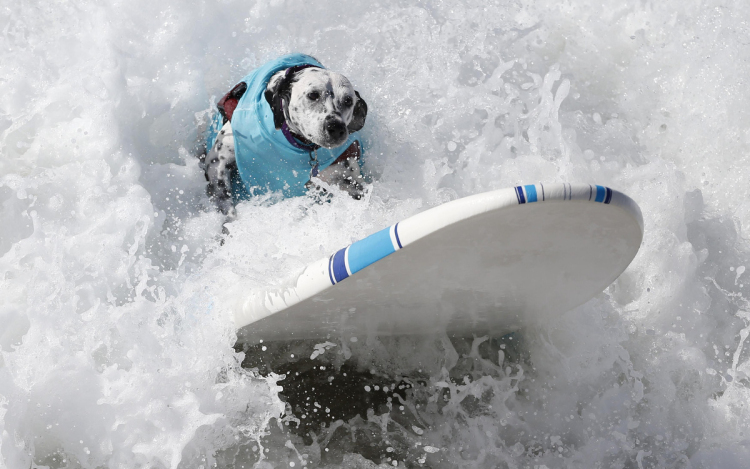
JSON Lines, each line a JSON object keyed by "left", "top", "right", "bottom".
{"left": 347, "top": 226, "right": 397, "bottom": 275}
{"left": 515, "top": 186, "right": 526, "bottom": 204}
{"left": 605, "top": 187, "right": 613, "bottom": 204}
{"left": 328, "top": 254, "right": 335, "bottom": 285}
{"left": 524, "top": 184, "right": 538, "bottom": 202}
{"left": 595, "top": 185, "right": 606, "bottom": 203}
{"left": 394, "top": 223, "right": 403, "bottom": 249}
{"left": 332, "top": 248, "right": 348, "bottom": 283}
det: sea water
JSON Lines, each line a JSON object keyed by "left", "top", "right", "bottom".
{"left": 2, "top": 0, "right": 750, "bottom": 467}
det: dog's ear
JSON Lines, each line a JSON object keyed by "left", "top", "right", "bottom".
{"left": 347, "top": 91, "right": 368, "bottom": 133}
{"left": 264, "top": 76, "right": 286, "bottom": 130}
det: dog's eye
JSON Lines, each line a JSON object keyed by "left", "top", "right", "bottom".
{"left": 343, "top": 96, "right": 353, "bottom": 107}
{"left": 307, "top": 91, "right": 320, "bottom": 101}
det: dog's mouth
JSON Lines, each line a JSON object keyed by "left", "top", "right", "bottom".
{"left": 317, "top": 119, "right": 349, "bottom": 148}
{"left": 317, "top": 135, "right": 349, "bottom": 149}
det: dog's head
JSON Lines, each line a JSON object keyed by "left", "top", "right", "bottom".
{"left": 265, "top": 66, "right": 367, "bottom": 149}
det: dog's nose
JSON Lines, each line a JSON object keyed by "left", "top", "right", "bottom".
{"left": 325, "top": 120, "right": 346, "bottom": 140}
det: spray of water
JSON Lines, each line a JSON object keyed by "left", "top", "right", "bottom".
{"left": 2, "top": 0, "right": 750, "bottom": 467}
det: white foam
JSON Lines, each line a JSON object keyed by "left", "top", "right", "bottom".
{"left": 2, "top": 0, "right": 750, "bottom": 467}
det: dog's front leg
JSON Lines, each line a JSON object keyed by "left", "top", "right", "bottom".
{"left": 315, "top": 141, "right": 365, "bottom": 199}
{"left": 204, "top": 122, "right": 238, "bottom": 220}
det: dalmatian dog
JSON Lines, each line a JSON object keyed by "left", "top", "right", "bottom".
{"left": 203, "top": 59, "right": 368, "bottom": 221}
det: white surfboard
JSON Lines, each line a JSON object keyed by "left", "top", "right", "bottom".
{"left": 234, "top": 183, "right": 643, "bottom": 342}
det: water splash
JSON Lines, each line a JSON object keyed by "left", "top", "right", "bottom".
{"left": 2, "top": 0, "right": 750, "bottom": 467}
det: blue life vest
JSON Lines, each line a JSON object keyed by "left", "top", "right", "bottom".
{"left": 206, "top": 53, "right": 360, "bottom": 200}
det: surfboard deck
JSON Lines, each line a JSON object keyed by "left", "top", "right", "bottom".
{"left": 234, "top": 183, "right": 643, "bottom": 343}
